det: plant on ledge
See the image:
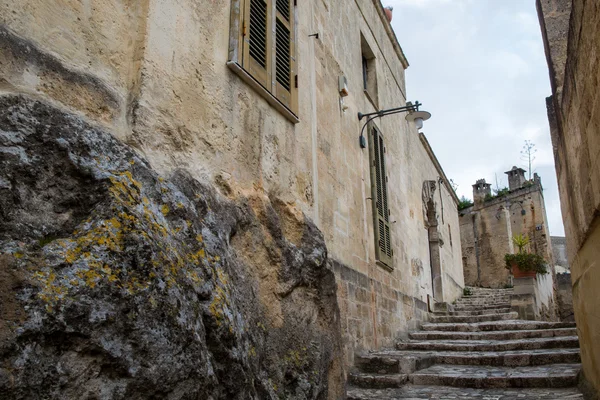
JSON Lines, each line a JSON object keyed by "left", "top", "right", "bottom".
{"left": 458, "top": 196, "right": 474, "bottom": 211}
{"left": 504, "top": 234, "right": 548, "bottom": 277}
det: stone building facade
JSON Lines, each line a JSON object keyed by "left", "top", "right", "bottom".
{"left": 459, "top": 168, "right": 554, "bottom": 289}
{"left": 0, "top": 0, "right": 463, "bottom": 379}
{"left": 538, "top": 0, "right": 600, "bottom": 396}
{"left": 551, "top": 235, "right": 569, "bottom": 272}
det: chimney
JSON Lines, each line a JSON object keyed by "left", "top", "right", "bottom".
{"left": 473, "top": 179, "right": 492, "bottom": 205}
{"left": 504, "top": 166, "right": 527, "bottom": 190}
{"left": 534, "top": 173, "right": 542, "bottom": 188}
{"left": 384, "top": 6, "right": 393, "bottom": 23}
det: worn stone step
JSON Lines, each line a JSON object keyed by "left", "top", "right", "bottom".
{"left": 396, "top": 336, "right": 579, "bottom": 352}
{"left": 409, "top": 363, "right": 580, "bottom": 388}
{"left": 348, "top": 372, "right": 408, "bottom": 389}
{"left": 357, "top": 348, "right": 580, "bottom": 370}
{"left": 421, "top": 320, "right": 576, "bottom": 332}
{"left": 455, "top": 299, "right": 511, "bottom": 305}
{"left": 456, "top": 301, "right": 511, "bottom": 306}
{"left": 454, "top": 303, "right": 513, "bottom": 312}
{"left": 460, "top": 292, "right": 511, "bottom": 296}
{"left": 429, "top": 312, "right": 519, "bottom": 323}
{"left": 434, "top": 308, "right": 513, "bottom": 316}
{"left": 462, "top": 294, "right": 512, "bottom": 299}
{"left": 347, "top": 385, "right": 583, "bottom": 399}
{"left": 410, "top": 327, "right": 578, "bottom": 341}
{"left": 355, "top": 353, "right": 436, "bottom": 375}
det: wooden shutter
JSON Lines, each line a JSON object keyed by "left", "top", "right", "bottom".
{"left": 368, "top": 124, "right": 393, "bottom": 268}
{"left": 242, "top": 0, "right": 272, "bottom": 89}
{"left": 273, "top": 0, "right": 297, "bottom": 113}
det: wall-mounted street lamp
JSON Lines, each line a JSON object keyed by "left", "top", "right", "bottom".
{"left": 357, "top": 101, "right": 431, "bottom": 148}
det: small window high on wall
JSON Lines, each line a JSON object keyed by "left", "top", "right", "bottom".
{"left": 228, "top": 0, "right": 298, "bottom": 122}
{"left": 361, "top": 34, "right": 378, "bottom": 108}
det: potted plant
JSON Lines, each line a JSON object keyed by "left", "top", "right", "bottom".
{"left": 505, "top": 234, "right": 548, "bottom": 278}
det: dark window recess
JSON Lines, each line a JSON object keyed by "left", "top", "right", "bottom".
{"left": 249, "top": 0, "right": 268, "bottom": 68}
{"left": 276, "top": 0, "right": 290, "bottom": 20}
{"left": 360, "top": 34, "right": 378, "bottom": 106}
{"left": 276, "top": 19, "right": 291, "bottom": 91}
{"left": 369, "top": 125, "right": 393, "bottom": 267}
{"left": 362, "top": 56, "right": 368, "bottom": 91}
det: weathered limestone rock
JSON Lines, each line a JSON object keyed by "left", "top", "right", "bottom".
{"left": 0, "top": 95, "right": 344, "bottom": 399}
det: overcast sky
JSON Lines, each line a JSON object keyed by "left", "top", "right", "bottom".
{"left": 387, "top": 0, "right": 565, "bottom": 236}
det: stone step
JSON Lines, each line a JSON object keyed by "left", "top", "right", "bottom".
{"left": 357, "top": 348, "right": 580, "bottom": 371}
{"left": 409, "top": 327, "right": 578, "bottom": 341}
{"left": 396, "top": 336, "right": 579, "bottom": 352}
{"left": 348, "top": 372, "right": 408, "bottom": 389}
{"left": 421, "top": 320, "right": 576, "bottom": 332}
{"left": 347, "top": 385, "right": 584, "bottom": 399}
{"left": 454, "top": 303, "right": 513, "bottom": 312}
{"left": 456, "top": 300, "right": 511, "bottom": 305}
{"left": 462, "top": 294, "right": 511, "bottom": 298}
{"left": 434, "top": 308, "right": 513, "bottom": 316}
{"left": 409, "top": 363, "right": 581, "bottom": 388}
{"left": 355, "top": 353, "right": 436, "bottom": 375}
{"left": 455, "top": 299, "right": 511, "bottom": 305}
{"left": 429, "top": 312, "right": 519, "bottom": 323}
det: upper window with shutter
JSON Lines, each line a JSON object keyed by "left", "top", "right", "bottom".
{"left": 228, "top": 0, "right": 298, "bottom": 123}
{"left": 368, "top": 123, "right": 393, "bottom": 269}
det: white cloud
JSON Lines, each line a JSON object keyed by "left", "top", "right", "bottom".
{"left": 391, "top": 0, "right": 565, "bottom": 236}
{"left": 389, "top": 0, "right": 452, "bottom": 7}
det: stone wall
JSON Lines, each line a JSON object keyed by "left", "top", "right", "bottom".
{"left": 551, "top": 235, "right": 569, "bottom": 271}
{"left": 537, "top": 0, "right": 600, "bottom": 396}
{"left": 511, "top": 273, "right": 556, "bottom": 321}
{"left": 556, "top": 272, "right": 575, "bottom": 322}
{"left": 0, "top": 0, "right": 464, "bottom": 377}
{"left": 459, "top": 180, "right": 554, "bottom": 289}
{"left": 459, "top": 204, "right": 512, "bottom": 288}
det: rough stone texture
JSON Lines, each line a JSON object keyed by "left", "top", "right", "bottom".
{"left": 460, "top": 178, "right": 555, "bottom": 291}
{"left": 359, "top": 348, "right": 580, "bottom": 368}
{"left": 409, "top": 364, "right": 580, "bottom": 388}
{"left": 537, "top": 0, "right": 600, "bottom": 396}
{"left": 0, "top": 0, "right": 465, "bottom": 368}
{"left": 511, "top": 274, "right": 556, "bottom": 322}
{"left": 459, "top": 203, "right": 512, "bottom": 289}
{"left": 0, "top": 95, "right": 344, "bottom": 399}
{"left": 348, "top": 385, "right": 584, "bottom": 399}
{"left": 556, "top": 272, "right": 574, "bottom": 322}
{"left": 536, "top": 0, "right": 572, "bottom": 106}
{"left": 348, "top": 288, "right": 582, "bottom": 396}
{"left": 551, "top": 236, "right": 569, "bottom": 271}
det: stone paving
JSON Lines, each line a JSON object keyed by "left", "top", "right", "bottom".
{"left": 348, "top": 385, "right": 584, "bottom": 399}
{"left": 348, "top": 287, "right": 583, "bottom": 399}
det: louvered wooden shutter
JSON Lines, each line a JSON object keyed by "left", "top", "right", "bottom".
{"left": 368, "top": 124, "right": 393, "bottom": 268}
{"left": 273, "top": 0, "right": 296, "bottom": 112}
{"left": 243, "top": 0, "right": 272, "bottom": 89}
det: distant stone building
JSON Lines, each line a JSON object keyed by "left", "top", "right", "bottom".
{"left": 538, "top": 0, "right": 600, "bottom": 396}
{"left": 551, "top": 236, "right": 569, "bottom": 272}
{"left": 459, "top": 167, "right": 554, "bottom": 289}
{"left": 551, "top": 236, "right": 573, "bottom": 322}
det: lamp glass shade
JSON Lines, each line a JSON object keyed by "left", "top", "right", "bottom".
{"left": 414, "top": 117, "right": 424, "bottom": 130}
{"left": 405, "top": 110, "right": 431, "bottom": 128}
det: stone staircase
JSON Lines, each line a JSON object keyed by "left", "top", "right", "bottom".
{"left": 347, "top": 287, "right": 583, "bottom": 399}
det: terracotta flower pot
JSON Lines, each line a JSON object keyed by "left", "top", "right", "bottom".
{"left": 384, "top": 7, "right": 393, "bottom": 23}
{"left": 511, "top": 261, "right": 537, "bottom": 279}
